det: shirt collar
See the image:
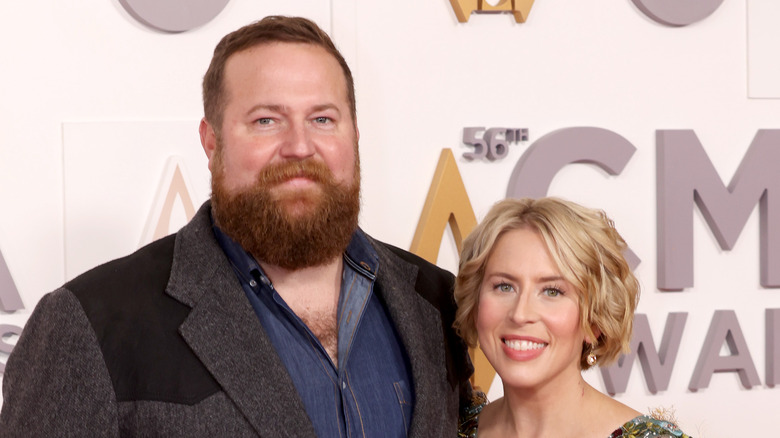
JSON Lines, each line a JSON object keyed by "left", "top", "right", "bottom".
{"left": 211, "top": 222, "right": 267, "bottom": 288}
{"left": 211, "top": 218, "right": 379, "bottom": 284}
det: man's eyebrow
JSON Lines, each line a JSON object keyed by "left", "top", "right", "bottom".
{"left": 311, "top": 103, "right": 340, "bottom": 113}
{"left": 247, "top": 104, "right": 285, "bottom": 114}
{"left": 245, "top": 103, "right": 341, "bottom": 115}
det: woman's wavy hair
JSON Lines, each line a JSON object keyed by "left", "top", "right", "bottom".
{"left": 453, "top": 197, "right": 639, "bottom": 369}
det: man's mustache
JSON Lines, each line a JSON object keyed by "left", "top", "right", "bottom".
{"left": 256, "top": 160, "right": 333, "bottom": 186}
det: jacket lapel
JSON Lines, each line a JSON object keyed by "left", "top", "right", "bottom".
{"left": 165, "top": 204, "right": 316, "bottom": 437}
{"left": 371, "top": 242, "right": 453, "bottom": 438}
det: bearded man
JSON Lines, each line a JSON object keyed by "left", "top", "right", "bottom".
{"left": 0, "top": 16, "right": 473, "bottom": 437}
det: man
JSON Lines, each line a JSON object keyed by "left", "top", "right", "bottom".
{"left": 0, "top": 16, "right": 472, "bottom": 437}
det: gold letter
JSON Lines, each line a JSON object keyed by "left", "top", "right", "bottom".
{"left": 449, "top": 0, "right": 535, "bottom": 23}
{"left": 141, "top": 157, "right": 197, "bottom": 246}
{"left": 410, "top": 148, "right": 496, "bottom": 392}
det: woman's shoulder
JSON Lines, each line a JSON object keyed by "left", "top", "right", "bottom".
{"left": 610, "top": 414, "right": 693, "bottom": 438}
{"left": 458, "top": 391, "right": 488, "bottom": 438}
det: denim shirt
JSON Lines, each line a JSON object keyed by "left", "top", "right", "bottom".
{"left": 214, "top": 225, "right": 414, "bottom": 437}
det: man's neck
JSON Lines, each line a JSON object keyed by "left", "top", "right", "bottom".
{"left": 259, "top": 256, "right": 343, "bottom": 292}
{"left": 259, "top": 256, "right": 343, "bottom": 366}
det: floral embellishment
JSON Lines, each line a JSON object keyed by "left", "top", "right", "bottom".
{"left": 611, "top": 415, "right": 692, "bottom": 438}
{"left": 458, "top": 391, "right": 488, "bottom": 438}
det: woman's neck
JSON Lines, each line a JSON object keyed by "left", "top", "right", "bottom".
{"left": 502, "top": 372, "right": 591, "bottom": 437}
{"left": 480, "top": 373, "right": 639, "bottom": 438}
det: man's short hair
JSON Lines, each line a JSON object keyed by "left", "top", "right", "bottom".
{"left": 453, "top": 197, "right": 640, "bottom": 370}
{"left": 202, "top": 16, "right": 356, "bottom": 135}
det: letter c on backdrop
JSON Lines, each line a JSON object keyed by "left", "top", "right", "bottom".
{"left": 631, "top": 0, "right": 724, "bottom": 26}
{"left": 119, "top": 0, "right": 230, "bottom": 33}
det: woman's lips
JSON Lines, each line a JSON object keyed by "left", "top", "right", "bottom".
{"left": 500, "top": 336, "right": 548, "bottom": 361}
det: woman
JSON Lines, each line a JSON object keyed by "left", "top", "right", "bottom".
{"left": 454, "top": 197, "right": 691, "bottom": 438}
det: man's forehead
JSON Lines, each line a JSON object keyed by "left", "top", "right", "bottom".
{"left": 226, "top": 41, "right": 336, "bottom": 71}
{"left": 224, "top": 42, "right": 345, "bottom": 87}
{"left": 222, "top": 42, "right": 351, "bottom": 112}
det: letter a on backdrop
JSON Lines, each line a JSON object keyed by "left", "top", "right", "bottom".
{"left": 140, "top": 157, "right": 197, "bottom": 247}
{"left": 0, "top": 248, "right": 23, "bottom": 312}
{"left": 411, "top": 148, "right": 496, "bottom": 392}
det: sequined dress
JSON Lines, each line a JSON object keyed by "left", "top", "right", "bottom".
{"left": 608, "top": 415, "right": 691, "bottom": 437}
{"left": 458, "top": 394, "right": 692, "bottom": 438}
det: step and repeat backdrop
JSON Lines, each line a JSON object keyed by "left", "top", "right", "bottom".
{"left": 1, "top": 1, "right": 779, "bottom": 436}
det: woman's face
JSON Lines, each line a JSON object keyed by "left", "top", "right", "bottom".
{"left": 476, "top": 227, "right": 586, "bottom": 392}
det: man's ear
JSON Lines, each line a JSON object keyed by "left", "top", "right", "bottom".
{"left": 199, "top": 118, "right": 217, "bottom": 172}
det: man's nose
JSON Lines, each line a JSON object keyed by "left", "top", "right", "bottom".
{"left": 279, "top": 121, "right": 316, "bottom": 159}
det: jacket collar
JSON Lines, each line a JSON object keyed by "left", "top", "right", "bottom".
{"left": 166, "top": 202, "right": 316, "bottom": 437}
{"left": 367, "top": 236, "right": 454, "bottom": 438}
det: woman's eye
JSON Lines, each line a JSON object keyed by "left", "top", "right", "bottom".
{"left": 543, "top": 288, "right": 562, "bottom": 297}
{"left": 496, "top": 283, "right": 514, "bottom": 293}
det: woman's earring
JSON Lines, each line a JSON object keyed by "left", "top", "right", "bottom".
{"left": 586, "top": 352, "right": 597, "bottom": 366}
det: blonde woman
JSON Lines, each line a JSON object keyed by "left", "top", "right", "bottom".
{"left": 454, "top": 198, "right": 691, "bottom": 438}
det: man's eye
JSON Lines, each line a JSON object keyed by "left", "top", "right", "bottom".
{"left": 314, "top": 117, "right": 331, "bottom": 124}
{"left": 256, "top": 118, "right": 273, "bottom": 125}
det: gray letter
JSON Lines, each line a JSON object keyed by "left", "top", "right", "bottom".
{"left": 631, "top": 0, "right": 723, "bottom": 26}
{"left": 506, "top": 127, "right": 635, "bottom": 199}
{"left": 600, "top": 313, "right": 687, "bottom": 395}
{"left": 506, "top": 127, "right": 639, "bottom": 268}
{"left": 0, "top": 248, "right": 23, "bottom": 312}
{"left": 689, "top": 310, "right": 761, "bottom": 390}
{"left": 0, "top": 324, "right": 22, "bottom": 374}
{"left": 119, "top": 0, "right": 230, "bottom": 33}
{"left": 657, "top": 130, "right": 780, "bottom": 289}
{"left": 767, "top": 309, "right": 780, "bottom": 387}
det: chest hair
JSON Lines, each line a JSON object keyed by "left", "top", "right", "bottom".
{"left": 299, "top": 307, "right": 339, "bottom": 367}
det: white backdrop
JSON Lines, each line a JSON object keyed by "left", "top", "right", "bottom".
{"left": 1, "top": 1, "right": 779, "bottom": 436}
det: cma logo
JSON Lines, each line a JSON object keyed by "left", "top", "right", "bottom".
{"left": 414, "top": 127, "right": 780, "bottom": 290}
{"left": 450, "top": 0, "right": 725, "bottom": 26}
{"left": 411, "top": 126, "right": 780, "bottom": 395}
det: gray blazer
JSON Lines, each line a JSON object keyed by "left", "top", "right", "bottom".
{"left": 0, "top": 203, "right": 472, "bottom": 437}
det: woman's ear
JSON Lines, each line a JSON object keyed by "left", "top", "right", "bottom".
{"left": 586, "top": 324, "right": 602, "bottom": 344}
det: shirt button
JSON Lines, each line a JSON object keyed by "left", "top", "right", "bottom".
{"left": 342, "top": 382, "right": 346, "bottom": 389}
{"left": 249, "top": 279, "right": 257, "bottom": 288}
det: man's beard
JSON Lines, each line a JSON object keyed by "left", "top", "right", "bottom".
{"left": 211, "top": 154, "right": 360, "bottom": 270}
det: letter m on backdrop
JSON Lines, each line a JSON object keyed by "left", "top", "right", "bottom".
{"left": 657, "top": 130, "right": 780, "bottom": 289}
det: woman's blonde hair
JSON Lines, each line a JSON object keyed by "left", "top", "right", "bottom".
{"left": 453, "top": 197, "right": 639, "bottom": 369}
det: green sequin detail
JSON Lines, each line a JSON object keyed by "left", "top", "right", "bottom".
{"left": 610, "top": 415, "right": 693, "bottom": 438}
{"left": 458, "top": 394, "right": 693, "bottom": 438}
